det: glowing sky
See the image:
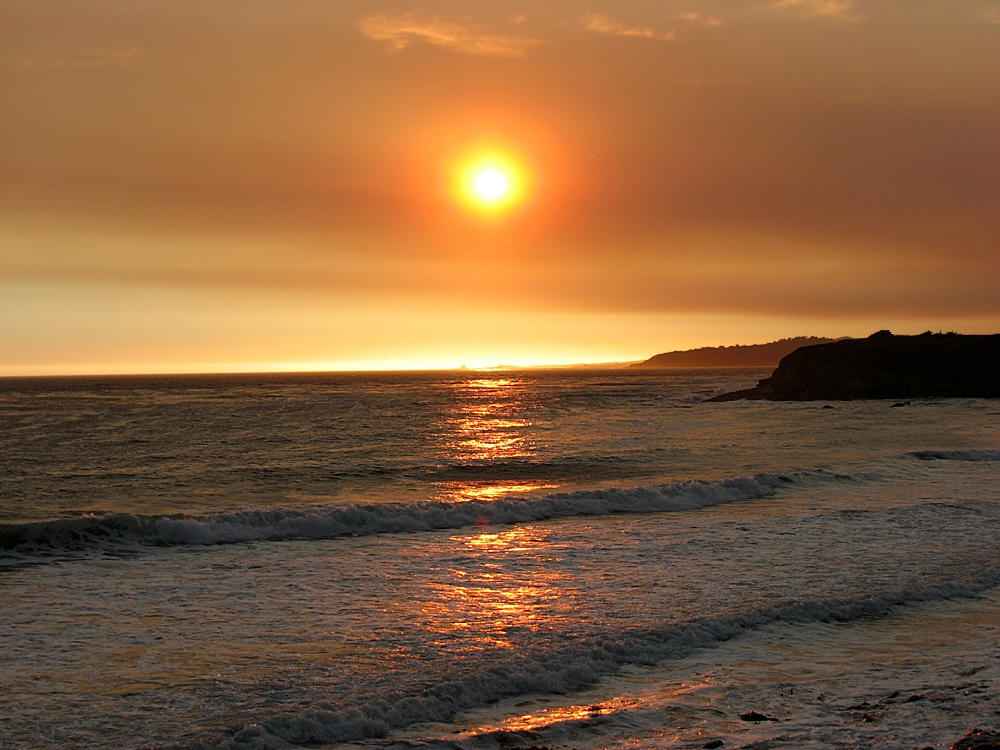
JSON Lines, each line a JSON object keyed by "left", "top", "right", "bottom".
{"left": 2, "top": 1, "right": 998, "bottom": 374}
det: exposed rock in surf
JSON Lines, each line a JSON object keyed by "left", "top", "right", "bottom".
{"left": 710, "top": 331, "right": 1000, "bottom": 401}
{"left": 738, "top": 710, "right": 779, "bottom": 722}
{"left": 950, "top": 728, "right": 1000, "bottom": 750}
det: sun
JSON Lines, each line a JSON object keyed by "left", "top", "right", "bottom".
{"left": 464, "top": 159, "right": 519, "bottom": 211}
{"left": 452, "top": 150, "right": 528, "bottom": 216}
{"left": 472, "top": 167, "right": 512, "bottom": 203}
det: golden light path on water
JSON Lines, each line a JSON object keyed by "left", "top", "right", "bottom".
{"left": 434, "top": 377, "right": 558, "bottom": 502}
{"left": 416, "top": 377, "right": 568, "bottom": 650}
{"left": 421, "top": 526, "right": 570, "bottom": 651}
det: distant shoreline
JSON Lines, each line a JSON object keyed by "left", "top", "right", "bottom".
{"left": 631, "top": 337, "right": 839, "bottom": 369}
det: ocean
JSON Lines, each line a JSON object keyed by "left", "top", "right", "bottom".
{"left": 1, "top": 369, "right": 998, "bottom": 750}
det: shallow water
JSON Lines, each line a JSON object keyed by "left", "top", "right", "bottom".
{"left": 1, "top": 370, "right": 998, "bottom": 749}
{"left": 409, "top": 588, "right": 1000, "bottom": 750}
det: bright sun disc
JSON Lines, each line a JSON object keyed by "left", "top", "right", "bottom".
{"left": 454, "top": 152, "right": 526, "bottom": 216}
{"left": 472, "top": 168, "right": 511, "bottom": 202}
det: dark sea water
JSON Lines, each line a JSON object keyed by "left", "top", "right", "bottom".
{"left": 1, "top": 369, "right": 998, "bottom": 749}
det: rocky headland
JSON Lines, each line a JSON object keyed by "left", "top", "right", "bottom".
{"left": 710, "top": 331, "right": 1000, "bottom": 401}
{"left": 631, "top": 337, "right": 837, "bottom": 369}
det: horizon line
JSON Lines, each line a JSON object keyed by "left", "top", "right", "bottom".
{"left": 0, "top": 360, "right": 649, "bottom": 379}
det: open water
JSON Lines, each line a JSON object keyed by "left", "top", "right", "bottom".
{"left": 1, "top": 369, "right": 998, "bottom": 749}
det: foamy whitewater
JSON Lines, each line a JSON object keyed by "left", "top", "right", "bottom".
{"left": 1, "top": 370, "right": 998, "bottom": 749}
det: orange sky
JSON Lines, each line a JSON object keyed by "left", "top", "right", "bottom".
{"left": 2, "top": 0, "right": 998, "bottom": 374}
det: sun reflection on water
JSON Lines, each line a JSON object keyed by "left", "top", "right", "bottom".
{"left": 434, "top": 376, "right": 557, "bottom": 503}
{"left": 458, "top": 481, "right": 559, "bottom": 502}
{"left": 419, "top": 527, "right": 571, "bottom": 650}
{"left": 452, "top": 680, "right": 709, "bottom": 738}
{"left": 484, "top": 699, "right": 625, "bottom": 732}
{"left": 464, "top": 378, "right": 516, "bottom": 389}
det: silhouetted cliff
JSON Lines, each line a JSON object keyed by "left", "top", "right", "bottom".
{"left": 631, "top": 337, "right": 837, "bottom": 369}
{"left": 711, "top": 331, "right": 1000, "bottom": 401}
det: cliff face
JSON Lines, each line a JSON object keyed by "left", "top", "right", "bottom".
{"left": 631, "top": 337, "right": 836, "bottom": 369}
{"left": 710, "top": 331, "right": 1000, "bottom": 401}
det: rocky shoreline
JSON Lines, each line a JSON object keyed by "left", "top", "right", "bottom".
{"left": 949, "top": 728, "right": 1000, "bottom": 750}
{"left": 711, "top": 331, "right": 1000, "bottom": 401}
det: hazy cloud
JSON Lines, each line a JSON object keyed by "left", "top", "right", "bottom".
{"left": 679, "top": 12, "right": 723, "bottom": 27}
{"left": 764, "top": 0, "right": 862, "bottom": 22}
{"left": 581, "top": 13, "right": 676, "bottom": 41}
{"left": 17, "top": 47, "right": 139, "bottom": 70}
{"left": 358, "top": 13, "right": 541, "bottom": 57}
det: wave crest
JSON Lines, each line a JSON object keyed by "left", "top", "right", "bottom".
{"left": 175, "top": 564, "right": 1000, "bottom": 750}
{"left": 908, "top": 449, "right": 1000, "bottom": 462}
{"left": 2, "top": 473, "right": 793, "bottom": 559}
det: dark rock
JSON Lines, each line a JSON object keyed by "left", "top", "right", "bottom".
{"left": 738, "top": 710, "right": 779, "bottom": 722}
{"left": 710, "top": 332, "right": 1000, "bottom": 401}
{"left": 951, "top": 728, "right": 1000, "bottom": 750}
{"left": 702, "top": 741, "right": 724, "bottom": 748}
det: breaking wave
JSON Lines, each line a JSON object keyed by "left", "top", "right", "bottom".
{"left": 3, "top": 447, "right": 988, "bottom": 561}
{"left": 164, "top": 563, "right": 1000, "bottom": 750}
{"left": 0, "top": 472, "right": 804, "bottom": 560}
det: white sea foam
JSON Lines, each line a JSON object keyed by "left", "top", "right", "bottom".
{"left": 182, "top": 565, "right": 1000, "bottom": 750}
{"left": 1, "top": 473, "right": 798, "bottom": 558}
{"left": 4, "top": 448, "right": 990, "bottom": 560}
